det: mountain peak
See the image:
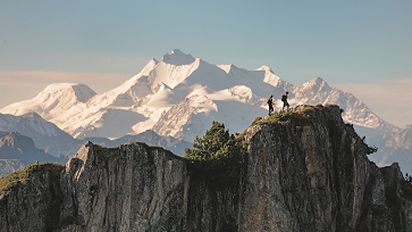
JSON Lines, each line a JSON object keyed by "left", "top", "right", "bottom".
{"left": 0, "top": 131, "right": 34, "bottom": 148}
{"left": 257, "top": 65, "right": 273, "bottom": 73}
{"left": 38, "top": 83, "right": 96, "bottom": 103}
{"left": 161, "top": 49, "right": 196, "bottom": 65}
{"left": 21, "top": 111, "right": 42, "bottom": 119}
{"left": 315, "top": 76, "right": 325, "bottom": 82}
{"left": 256, "top": 65, "right": 283, "bottom": 87}
{"left": 217, "top": 64, "right": 237, "bottom": 74}
{"left": 140, "top": 58, "right": 158, "bottom": 76}
{"left": 302, "top": 77, "right": 331, "bottom": 91}
{"left": 43, "top": 83, "right": 89, "bottom": 91}
{"left": 171, "top": 48, "right": 184, "bottom": 54}
{"left": 311, "top": 77, "right": 327, "bottom": 84}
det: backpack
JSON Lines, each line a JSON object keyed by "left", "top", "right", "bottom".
{"left": 281, "top": 95, "right": 287, "bottom": 101}
{"left": 267, "top": 98, "right": 272, "bottom": 105}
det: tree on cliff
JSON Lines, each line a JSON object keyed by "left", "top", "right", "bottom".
{"left": 185, "top": 121, "right": 236, "bottom": 161}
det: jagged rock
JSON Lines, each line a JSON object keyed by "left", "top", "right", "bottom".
{"left": 59, "top": 142, "right": 188, "bottom": 231}
{"left": 0, "top": 105, "right": 411, "bottom": 232}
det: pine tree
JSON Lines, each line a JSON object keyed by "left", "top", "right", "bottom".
{"left": 185, "top": 121, "right": 232, "bottom": 161}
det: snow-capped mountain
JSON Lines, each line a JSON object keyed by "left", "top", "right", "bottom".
{"left": 292, "top": 77, "right": 397, "bottom": 132}
{"left": 1, "top": 49, "right": 410, "bottom": 172}
{"left": 400, "top": 125, "right": 412, "bottom": 150}
{"left": 2, "top": 83, "right": 96, "bottom": 120}
{"left": 0, "top": 112, "right": 76, "bottom": 157}
{"left": 1, "top": 49, "right": 291, "bottom": 140}
{"left": 360, "top": 124, "right": 412, "bottom": 173}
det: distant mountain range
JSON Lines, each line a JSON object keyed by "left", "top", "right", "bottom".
{"left": 0, "top": 131, "right": 60, "bottom": 175}
{"left": 0, "top": 49, "right": 411, "bottom": 174}
{"left": 0, "top": 112, "right": 75, "bottom": 157}
{"left": 0, "top": 113, "right": 191, "bottom": 175}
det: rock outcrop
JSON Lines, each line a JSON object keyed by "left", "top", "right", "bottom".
{"left": 1, "top": 105, "right": 411, "bottom": 232}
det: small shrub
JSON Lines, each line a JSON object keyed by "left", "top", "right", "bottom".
{"left": 405, "top": 173, "right": 412, "bottom": 185}
{"left": 366, "top": 145, "right": 378, "bottom": 155}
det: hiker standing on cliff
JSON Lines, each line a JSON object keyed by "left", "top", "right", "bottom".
{"left": 281, "top": 91, "right": 290, "bottom": 111}
{"left": 267, "top": 95, "right": 274, "bottom": 116}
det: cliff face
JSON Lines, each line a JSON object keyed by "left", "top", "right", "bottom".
{"left": 1, "top": 105, "right": 411, "bottom": 232}
{"left": 0, "top": 164, "right": 64, "bottom": 232}
{"left": 238, "top": 106, "right": 412, "bottom": 231}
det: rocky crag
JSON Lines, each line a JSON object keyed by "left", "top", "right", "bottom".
{"left": 1, "top": 105, "right": 411, "bottom": 232}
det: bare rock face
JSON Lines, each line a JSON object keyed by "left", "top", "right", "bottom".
{"left": 59, "top": 142, "right": 188, "bottom": 232}
{"left": 0, "top": 105, "right": 411, "bottom": 232}
{"left": 0, "top": 164, "right": 64, "bottom": 232}
{"left": 238, "top": 106, "right": 412, "bottom": 231}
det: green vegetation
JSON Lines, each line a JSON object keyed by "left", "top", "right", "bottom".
{"left": 185, "top": 121, "right": 239, "bottom": 161}
{"left": 0, "top": 163, "right": 64, "bottom": 196}
{"left": 252, "top": 106, "right": 317, "bottom": 126}
{"left": 252, "top": 110, "right": 294, "bottom": 126}
{"left": 253, "top": 110, "right": 308, "bottom": 126}
{"left": 184, "top": 121, "right": 244, "bottom": 186}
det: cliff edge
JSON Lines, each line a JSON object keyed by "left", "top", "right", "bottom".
{"left": 0, "top": 105, "right": 411, "bottom": 232}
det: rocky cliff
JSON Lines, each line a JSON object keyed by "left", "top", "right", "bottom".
{"left": 1, "top": 105, "right": 411, "bottom": 232}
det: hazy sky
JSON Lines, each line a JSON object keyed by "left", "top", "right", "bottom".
{"left": 0, "top": 0, "right": 411, "bottom": 127}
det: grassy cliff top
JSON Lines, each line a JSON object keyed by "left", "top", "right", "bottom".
{"left": 0, "top": 163, "right": 64, "bottom": 196}
{"left": 252, "top": 104, "right": 340, "bottom": 126}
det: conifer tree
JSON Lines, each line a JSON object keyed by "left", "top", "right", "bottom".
{"left": 185, "top": 121, "right": 232, "bottom": 161}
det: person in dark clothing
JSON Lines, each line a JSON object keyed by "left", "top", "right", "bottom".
{"left": 281, "top": 91, "right": 290, "bottom": 111}
{"left": 267, "top": 95, "right": 274, "bottom": 115}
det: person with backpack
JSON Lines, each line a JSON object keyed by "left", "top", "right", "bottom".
{"left": 281, "top": 91, "right": 290, "bottom": 111}
{"left": 267, "top": 95, "right": 274, "bottom": 116}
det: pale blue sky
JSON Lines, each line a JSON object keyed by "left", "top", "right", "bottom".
{"left": 0, "top": 0, "right": 411, "bottom": 126}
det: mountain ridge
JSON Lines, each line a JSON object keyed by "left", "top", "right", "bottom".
{"left": 0, "top": 131, "right": 60, "bottom": 175}
{"left": 0, "top": 112, "right": 191, "bottom": 176}
{"left": 0, "top": 49, "right": 409, "bottom": 173}
{"left": 1, "top": 50, "right": 397, "bottom": 138}
{"left": 0, "top": 112, "right": 75, "bottom": 157}
{"left": 0, "top": 105, "right": 411, "bottom": 231}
